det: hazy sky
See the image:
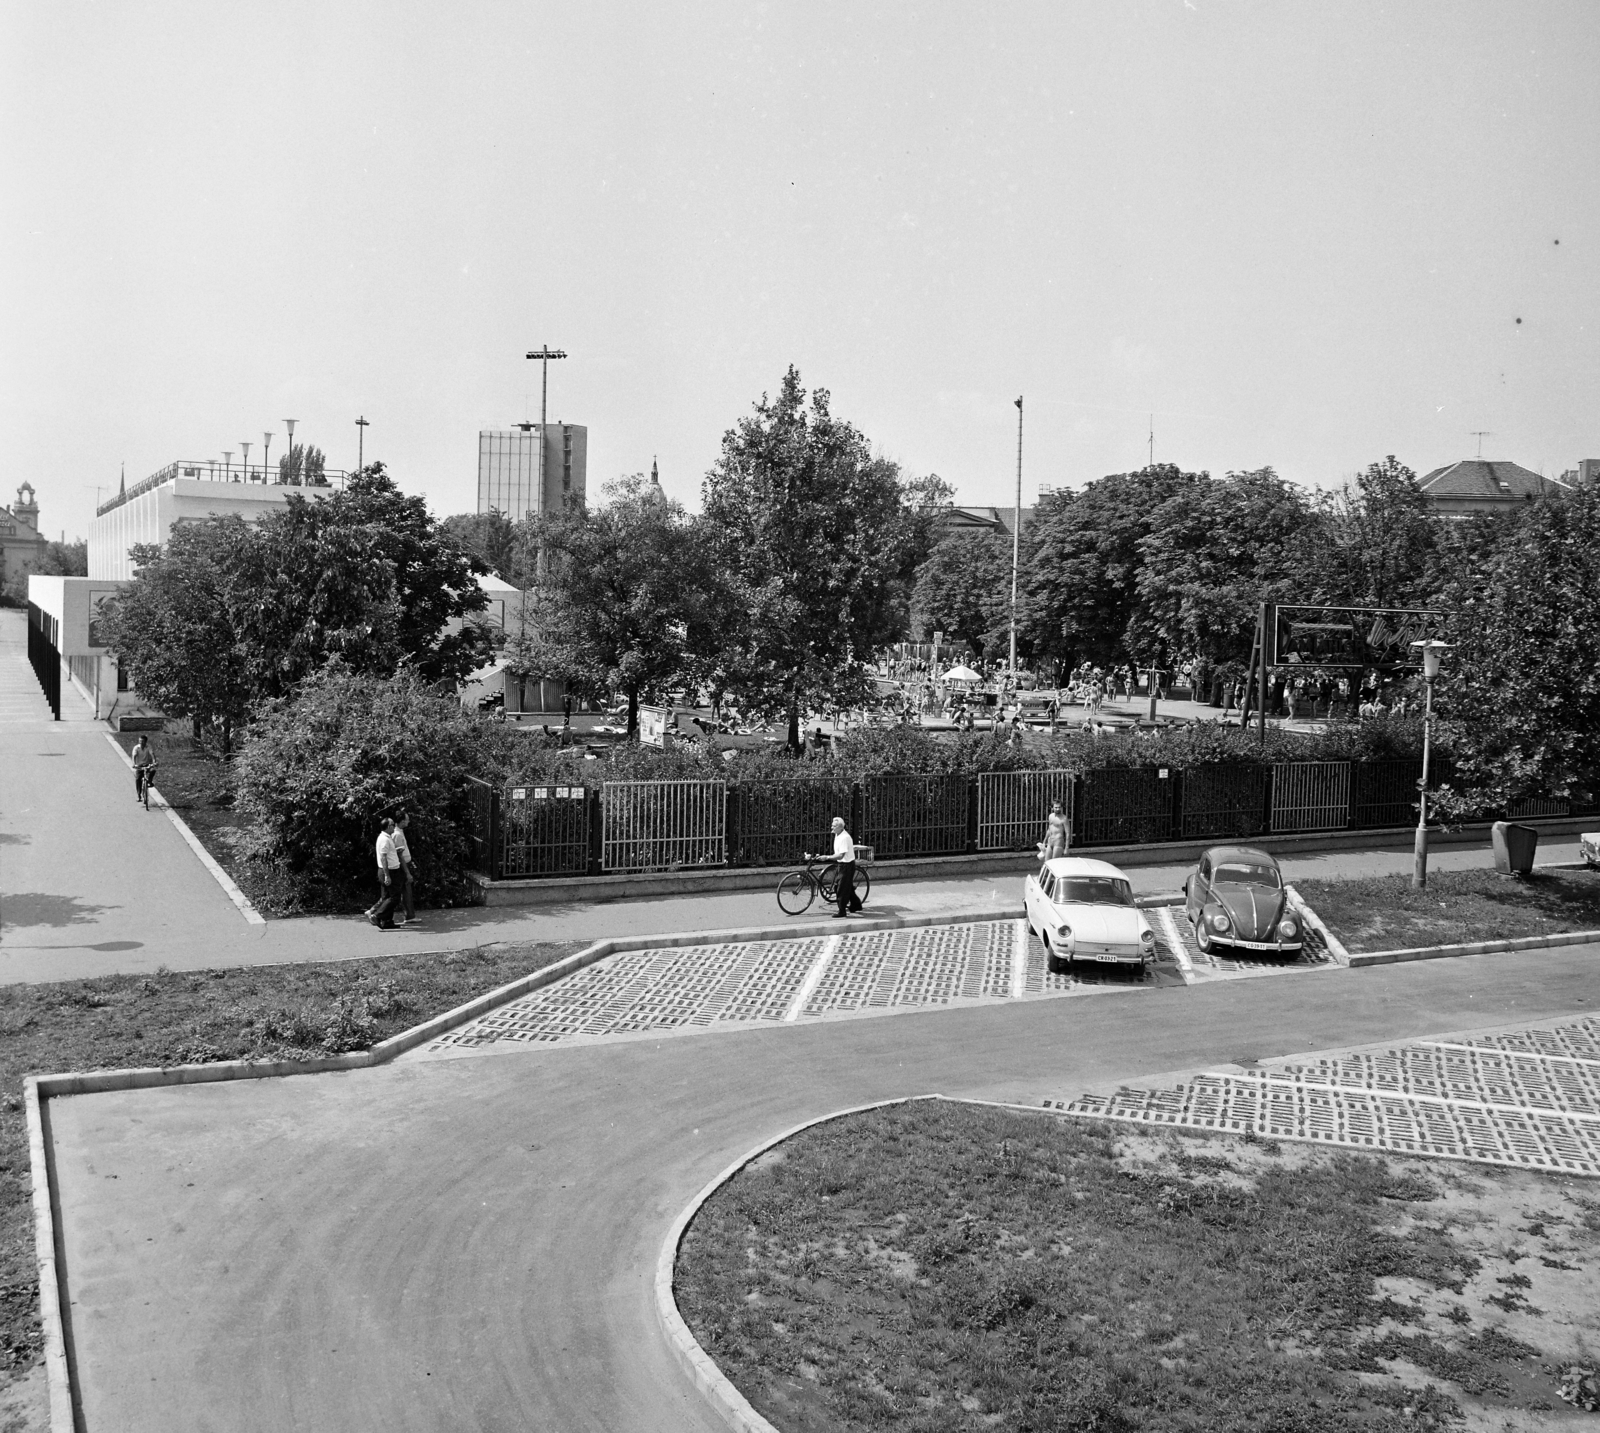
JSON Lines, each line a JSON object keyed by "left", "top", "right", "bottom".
{"left": 5, "top": 1, "right": 1598, "bottom": 541}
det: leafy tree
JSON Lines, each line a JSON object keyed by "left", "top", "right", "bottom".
{"left": 97, "top": 517, "right": 258, "bottom": 750}
{"left": 278, "top": 443, "right": 328, "bottom": 486}
{"left": 1019, "top": 465, "right": 1199, "bottom": 669}
{"left": 1431, "top": 483, "right": 1600, "bottom": 815}
{"left": 701, "top": 368, "right": 915, "bottom": 749}
{"left": 512, "top": 473, "right": 716, "bottom": 737}
{"left": 1308, "top": 456, "right": 1437, "bottom": 609}
{"left": 441, "top": 510, "right": 527, "bottom": 585}
{"left": 235, "top": 665, "right": 486, "bottom": 909}
{"left": 1134, "top": 468, "right": 1310, "bottom": 666}
{"left": 910, "top": 532, "right": 1013, "bottom": 655}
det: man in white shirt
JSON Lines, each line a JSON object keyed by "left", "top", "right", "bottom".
{"left": 830, "top": 816, "right": 863, "bottom": 918}
{"left": 370, "top": 817, "right": 401, "bottom": 930}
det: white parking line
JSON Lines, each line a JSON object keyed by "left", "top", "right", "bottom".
{"left": 1420, "top": 1041, "right": 1600, "bottom": 1070}
{"left": 782, "top": 935, "right": 838, "bottom": 1021}
{"left": 1010, "top": 919, "right": 1028, "bottom": 999}
{"left": 1155, "top": 905, "right": 1194, "bottom": 981}
{"left": 1231, "top": 1069, "right": 1600, "bottom": 1124}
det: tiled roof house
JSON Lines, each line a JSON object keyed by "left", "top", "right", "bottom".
{"left": 1418, "top": 459, "right": 1571, "bottom": 518}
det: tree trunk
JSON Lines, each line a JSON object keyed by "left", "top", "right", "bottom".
{"left": 627, "top": 686, "right": 639, "bottom": 740}
{"left": 222, "top": 716, "right": 232, "bottom": 757}
{"left": 787, "top": 692, "right": 801, "bottom": 755}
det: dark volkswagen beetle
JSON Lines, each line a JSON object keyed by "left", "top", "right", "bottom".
{"left": 1183, "top": 845, "right": 1302, "bottom": 954}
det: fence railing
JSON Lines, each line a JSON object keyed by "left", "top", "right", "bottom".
{"left": 977, "top": 770, "right": 1073, "bottom": 851}
{"left": 467, "top": 762, "right": 1590, "bottom": 881}
{"left": 601, "top": 780, "right": 727, "bottom": 873}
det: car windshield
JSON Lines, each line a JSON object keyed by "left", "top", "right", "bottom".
{"left": 1057, "top": 876, "right": 1134, "bottom": 907}
{"left": 1214, "top": 863, "right": 1280, "bottom": 889}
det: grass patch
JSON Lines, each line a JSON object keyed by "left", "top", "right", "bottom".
{"left": 0, "top": 940, "right": 579, "bottom": 1391}
{"left": 675, "top": 1101, "right": 1584, "bottom": 1432}
{"left": 1294, "top": 866, "right": 1600, "bottom": 953}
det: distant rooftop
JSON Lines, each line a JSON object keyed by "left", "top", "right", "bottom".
{"left": 1418, "top": 458, "right": 1568, "bottom": 504}
{"left": 96, "top": 459, "right": 351, "bottom": 517}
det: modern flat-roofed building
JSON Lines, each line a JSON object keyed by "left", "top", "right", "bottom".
{"left": 477, "top": 424, "right": 587, "bottom": 520}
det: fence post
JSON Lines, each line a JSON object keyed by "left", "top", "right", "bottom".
{"left": 1263, "top": 765, "right": 1275, "bottom": 832}
{"left": 851, "top": 782, "right": 864, "bottom": 841}
{"left": 966, "top": 779, "right": 979, "bottom": 852}
{"left": 725, "top": 784, "right": 740, "bottom": 868}
{"left": 488, "top": 788, "right": 503, "bottom": 881}
{"left": 1172, "top": 768, "right": 1185, "bottom": 840}
{"left": 587, "top": 788, "right": 603, "bottom": 875}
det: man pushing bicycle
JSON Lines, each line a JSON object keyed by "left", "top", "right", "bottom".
{"left": 828, "top": 815, "right": 863, "bottom": 918}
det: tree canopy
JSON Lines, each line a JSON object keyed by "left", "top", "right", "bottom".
{"left": 701, "top": 367, "right": 915, "bottom": 747}
{"left": 911, "top": 531, "right": 1013, "bottom": 656}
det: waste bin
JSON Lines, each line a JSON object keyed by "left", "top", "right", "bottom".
{"left": 1492, "top": 821, "right": 1538, "bottom": 876}
{"left": 1210, "top": 677, "right": 1224, "bottom": 707}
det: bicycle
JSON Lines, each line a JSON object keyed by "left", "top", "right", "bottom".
{"left": 776, "top": 850, "right": 872, "bottom": 916}
{"left": 136, "top": 764, "right": 158, "bottom": 810}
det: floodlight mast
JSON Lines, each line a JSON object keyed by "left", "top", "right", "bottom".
{"left": 1010, "top": 396, "right": 1022, "bottom": 678}
{"left": 525, "top": 347, "right": 568, "bottom": 514}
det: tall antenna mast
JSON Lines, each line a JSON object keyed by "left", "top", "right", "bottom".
{"left": 1471, "top": 431, "right": 1492, "bottom": 460}
{"left": 1148, "top": 413, "right": 1154, "bottom": 467}
{"left": 525, "top": 347, "right": 569, "bottom": 513}
{"left": 1010, "top": 396, "right": 1023, "bottom": 678}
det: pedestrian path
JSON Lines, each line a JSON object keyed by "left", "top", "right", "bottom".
{"left": 417, "top": 910, "right": 1349, "bottom": 1056}
{"left": 1054, "top": 1016, "right": 1600, "bottom": 1176}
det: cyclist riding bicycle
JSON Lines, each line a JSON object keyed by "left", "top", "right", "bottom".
{"left": 131, "top": 735, "right": 157, "bottom": 803}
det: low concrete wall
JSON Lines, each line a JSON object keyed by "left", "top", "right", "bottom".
{"left": 468, "top": 816, "right": 1595, "bottom": 908}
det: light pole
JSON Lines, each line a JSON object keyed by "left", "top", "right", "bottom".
{"left": 262, "top": 431, "right": 273, "bottom": 484}
{"left": 1010, "top": 395, "right": 1022, "bottom": 678}
{"left": 222, "top": 450, "right": 233, "bottom": 480}
{"left": 525, "top": 347, "right": 568, "bottom": 511}
{"left": 239, "top": 441, "right": 251, "bottom": 481}
{"left": 355, "top": 415, "right": 369, "bottom": 474}
{"left": 283, "top": 418, "right": 299, "bottom": 484}
{"left": 1410, "top": 639, "right": 1450, "bottom": 889}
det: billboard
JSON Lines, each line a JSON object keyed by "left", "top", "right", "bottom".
{"left": 639, "top": 705, "right": 670, "bottom": 749}
{"left": 1268, "top": 605, "right": 1447, "bottom": 670}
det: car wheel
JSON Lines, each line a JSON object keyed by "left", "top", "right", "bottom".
{"left": 1044, "top": 934, "right": 1065, "bottom": 974}
{"left": 1196, "top": 921, "right": 1213, "bottom": 954}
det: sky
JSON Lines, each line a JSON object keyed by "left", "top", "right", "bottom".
{"left": 4, "top": 1, "right": 1599, "bottom": 542}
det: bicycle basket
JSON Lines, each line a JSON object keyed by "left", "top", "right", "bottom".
{"left": 854, "top": 845, "right": 875, "bottom": 865}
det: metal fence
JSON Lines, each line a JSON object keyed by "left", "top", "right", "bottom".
{"left": 1507, "top": 796, "right": 1570, "bottom": 819}
{"left": 1179, "top": 764, "right": 1268, "bottom": 841}
{"left": 1349, "top": 760, "right": 1422, "bottom": 830}
{"left": 1075, "top": 767, "right": 1175, "bottom": 847}
{"left": 601, "top": 780, "right": 727, "bottom": 873}
{"left": 728, "top": 778, "right": 854, "bottom": 867}
{"left": 976, "top": 769, "right": 1074, "bottom": 851}
{"left": 26, "top": 602, "right": 61, "bottom": 720}
{"left": 1271, "top": 761, "right": 1352, "bottom": 834}
{"left": 861, "top": 774, "right": 969, "bottom": 857}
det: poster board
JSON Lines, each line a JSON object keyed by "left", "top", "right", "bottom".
{"left": 639, "top": 705, "right": 671, "bottom": 749}
{"left": 1268, "top": 605, "right": 1447, "bottom": 670}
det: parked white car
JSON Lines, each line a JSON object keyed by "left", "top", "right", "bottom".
{"left": 1024, "top": 857, "right": 1157, "bottom": 973}
{"left": 1582, "top": 832, "right": 1600, "bottom": 869}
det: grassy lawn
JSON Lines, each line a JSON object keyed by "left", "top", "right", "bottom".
{"left": 1295, "top": 867, "right": 1600, "bottom": 953}
{"left": 676, "top": 1100, "right": 1600, "bottom": 1432}
{"left": 0, "top": 940, "right": 580, "bottom": 1397}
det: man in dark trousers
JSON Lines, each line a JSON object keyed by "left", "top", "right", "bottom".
{"left": 370, "top": 816, "right": 402, "bottom": 930}
{"left": 830, "top": 816, "right": 863, "bottom": 917}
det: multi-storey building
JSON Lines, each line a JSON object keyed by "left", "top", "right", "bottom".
{"left": 477, "top": 424, "right": 587, "bottom": 520}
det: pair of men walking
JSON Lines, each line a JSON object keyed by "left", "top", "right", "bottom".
{"left": 369, "top": 813, "right": 417, "bottom": 930}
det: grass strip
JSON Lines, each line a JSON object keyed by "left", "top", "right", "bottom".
{"left": 1294, "top": 867, "right": 1600, "bottom": 954}
{"left": 675, "top": 1100, "right": 1565, "bottom": 1433}
{"left": 0, "top": 939, "right": 578, "bottom": 1388}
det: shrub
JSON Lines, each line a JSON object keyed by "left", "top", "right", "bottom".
{"left": 235, "top": 665, "right": 485, "bottom": 910}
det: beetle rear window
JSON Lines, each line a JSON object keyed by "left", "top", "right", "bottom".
{"left": 1214, "top": 864, "right": 1281, "bottom": 888}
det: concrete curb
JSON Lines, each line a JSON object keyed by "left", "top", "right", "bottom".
{"left": 653, "top": 1096, "right": 931, "bottom": 1433}
{"left": 102, "top": 733, "right": 265, "bottom": 927}
{"left": 23, "top": 1081, "right": 74, "bottom": 1433}
{"left": 1349, "top": 927, "right": 1600, "bottom": 967}
{"left": 1283, "top": 885, "right": 1350, "bottom": 966}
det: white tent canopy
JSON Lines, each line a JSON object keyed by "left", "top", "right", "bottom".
{"left": 942, "top": 664, "right": 982, "bottom": 682}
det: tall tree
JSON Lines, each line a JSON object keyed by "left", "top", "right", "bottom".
{"left": 512, "top": 473, "right": 715, "bottom": 737}
{"left": 96, "top": 517, "right": 257, "bottom": 750}
{"left": 1134, "top": 468, "right": 1310, "bottom": 666}
{"left": 441, "top": 510, "right": 528, "bottom": 585}
{"left": 1432, "top": 484, "right": 1600, "bottom": 814}
{"left": 701, "top": 368, "right": 914, "bottom": 749}
{"left": 910, "top": 532, "right": 1013, "bottom": 656}
{"left": 1308, "top": 456, "right": 1438, "bottom": 609}
{"left": 1019, "top": 465, "right": 1199, "bottom": 670}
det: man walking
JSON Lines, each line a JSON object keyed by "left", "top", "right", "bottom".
{"left": 830, "top": 815, "right": 863, "bottom": 917}
{"left": 370, "top": 816, "right": 402, "bottom": 930}
{"left": 392, "top": 811, "right": 417, "bottom": 926}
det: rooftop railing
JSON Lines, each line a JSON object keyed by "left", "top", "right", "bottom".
{"left": 96, "top": 460, "right": 351, "bottom": 517}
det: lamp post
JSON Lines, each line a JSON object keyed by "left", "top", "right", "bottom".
{"left": 1009, "top": 396, "right": 1023, "bottom": 679}
{"left": 283, "top": 418, "right": 299, "bottom": 484}
{"left": 1410, "top": 640, "right": 1450, "bottom": 889}
{"left": 222, "top": 450, "right": 232, "bottom": 480}
{"left": 525, "top": 347, "right": 567, "bottom": 511}
{"left": 239, "top": 441, "right": 251, "bottom": 481}
{"left": 262, "top": 432, "right": 273, "bottom": 484}
{"left": 355, "top": 415, "right": 369, "bottom": 474}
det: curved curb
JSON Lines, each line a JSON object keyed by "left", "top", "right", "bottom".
{"left": 652, "top": 1095, "right": 936, "bottom": 1433}
{"left": 1348, "top": 926, "right": 1600, "bottom": 966}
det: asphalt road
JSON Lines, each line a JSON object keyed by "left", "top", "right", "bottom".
{"left": 48, "top": 939, "right": 1600, "bottom": 1433}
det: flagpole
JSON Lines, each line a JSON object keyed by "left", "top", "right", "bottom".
{"left": 1010, "top": 396, "right": 1023, "bottom": 677}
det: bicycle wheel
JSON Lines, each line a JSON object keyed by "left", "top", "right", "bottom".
{"left": 776, "top": 871, "right": 815, "bottom": 916}
{"left": 854, "top": 866, "right": 871, "bottom": 906}
{"left": 818, "top": 861, "right": 840, "bottom": 905}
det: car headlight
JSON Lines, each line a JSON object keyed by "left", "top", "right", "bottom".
{"left": 1139, "top": 928, "right": 1156, "bottom": 945}
{"left": 1209, "top": 912, "right": 1230, "bottom": 932}
{"left": 1056, "top": 924, "right": 1072, "bottom": 941}
{"left": 1278, "top": 919, "right": 1298, "bottom": 939}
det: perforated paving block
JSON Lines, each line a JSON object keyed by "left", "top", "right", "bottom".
{"left": 1051, "top": 1017, "right": 1600, "bottom": 1176}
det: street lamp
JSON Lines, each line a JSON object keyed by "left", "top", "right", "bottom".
{"left": 283, "top": 418, "right": 299, "bottom": 484}
{"left": 222, "top": 450, "right": 233, "bottom": 481}
{"left": 239, "top": 441, "right": 251, "bottom": 480}
{"left": 262, "top": 431, "right": 273, "bottom": 484}
{"left": 1411, "top": 639, "right": 1450, "bottom": 889}
{"left": 525, "top": 347, "right": 568, "bottom": 511}
{"left": 355, "top": 415, "right": 369, "bottom": 474}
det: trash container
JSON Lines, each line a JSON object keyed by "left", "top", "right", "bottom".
{"left": 1492, "top": 821, "right": 1538, "bottom": 876}
{"left": 1210, "top": 677, "right": 1224, "bottom": 708}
